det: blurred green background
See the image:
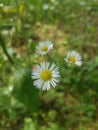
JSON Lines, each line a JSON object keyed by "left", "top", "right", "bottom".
{"left": 0, "top": 0, "right": 98, "bottom": 130}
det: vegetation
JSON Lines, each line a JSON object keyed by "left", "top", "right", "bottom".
{"left": 0, "top": 0, "right": 98, "bottom": 130}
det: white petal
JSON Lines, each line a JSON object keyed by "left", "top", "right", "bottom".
{"left": 40, "top": 62, "right": 46, "bottom": 69}
{"left": 75, "top": 61, "right": 82, "bottom": 66}
{"left": 52, "top": 78, "right": 59, "bottom": 83}
{"left": 45, "top": 62, "right": 50, "bottom": 69}
{"left": 51, "top": 80, "right": 57, "bottom": 87}
{"left": 46, "top": 81, "right": 51, "bottom": 91}
{"left": 64, "top": 58, "right": 68, "bottom": 62}
{"left": 34, "top": 79, "right": 43, "bottom": 89}
{"left": 42, "top": 82, "right": 48, "bottom": 90}
{"left": 50, "top": 63, "right": 56, "bottom": 71}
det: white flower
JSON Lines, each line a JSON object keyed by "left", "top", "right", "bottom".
{"left": 64, "top": 50, "right": 82, "bottom": 66}
{"left": 31, "top": 61, "right": 60, "bottom": 91}
{"left": 36, "top": 41, "right": 53, "bottom": 55}
{"left": 0, "top": 3, "right": 4, "bottom": 7}
{"left": 1, "top": 30, "right": 9, "bottom": 36}
{"left": 42, "top": 4, "right": 49, "bottom": 10}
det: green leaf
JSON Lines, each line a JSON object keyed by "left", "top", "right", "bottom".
{"left": 0, "top": 90, "right": 11, "bottom": 111}
{"left": 13, "top": 66, "right": 40, "bottom": 112}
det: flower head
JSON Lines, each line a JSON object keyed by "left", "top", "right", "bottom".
{"left": 31, "top": 61, "right": 60, "bottom": 91}
{"left": 36, "top": 41, "right": 53, "bottom": 55}
{"left": 64, "top": 50, "right": 82, "bottom": 66}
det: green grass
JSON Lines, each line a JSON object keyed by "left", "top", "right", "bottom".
{"left": 0, "top": 0, "right": 98, "bottom": 130}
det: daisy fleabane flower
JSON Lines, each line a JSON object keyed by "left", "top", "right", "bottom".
{"left": 31, "top": 61, "right": 60, "bottom": 91}
{"left": 64, "top": 50, "right": 82, "bottom": 66}
{"left": 36, "top": 41, "right": 53, "bottom": 55}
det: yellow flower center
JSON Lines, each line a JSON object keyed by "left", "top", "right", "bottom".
{"left": 41, "top": 46, "right": 48, "bottom": 52}
{"left": 40, "top": 69, "right": 52, "bottom": 81}
{"left": 68, "top": 56, "right": 76, "bottom": 64}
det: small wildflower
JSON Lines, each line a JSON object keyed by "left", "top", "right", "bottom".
{"left": 64, "top": 50, "right": 82, "bottom": 66}
{"left": 42, "top": 4, "right": 49, "bottom": 10}
{"left": 31, "top": 61, "right": 60, "bottom": 91}
{"left": 0, "top": 3, "right": 4, "bottom": 7}
{"left": 1, "top": 30, "right": 9, "bottom": 36}
{"left": 36, "top": 41, "right": 53, "bottom": 55}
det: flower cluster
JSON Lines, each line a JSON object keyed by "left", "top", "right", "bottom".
{"left": 31, "top": 41, "right": 82, "bottom": 91}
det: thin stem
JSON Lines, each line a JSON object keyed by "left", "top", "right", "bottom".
{"left": 0, "top": 34, "right": 14, "bottom": 64}
{"left": 46, "top": 54, "right": 56, "bottom": 63}
{"left": 27, "top": 43, "right": 32, "bottom": 67}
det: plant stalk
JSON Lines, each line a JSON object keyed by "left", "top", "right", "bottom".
{"left": 0, "top": 34, "right": 14, "bottom": 64}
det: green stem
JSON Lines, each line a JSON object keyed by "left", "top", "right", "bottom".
{"left": 46, "top": 54, "right": 56, "bottom": 63}
{"left": 0, "top": 34, "right": 14, "bottom": 64}
{"left": 14, "top": 0, "right": 19, "bottom": 13}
